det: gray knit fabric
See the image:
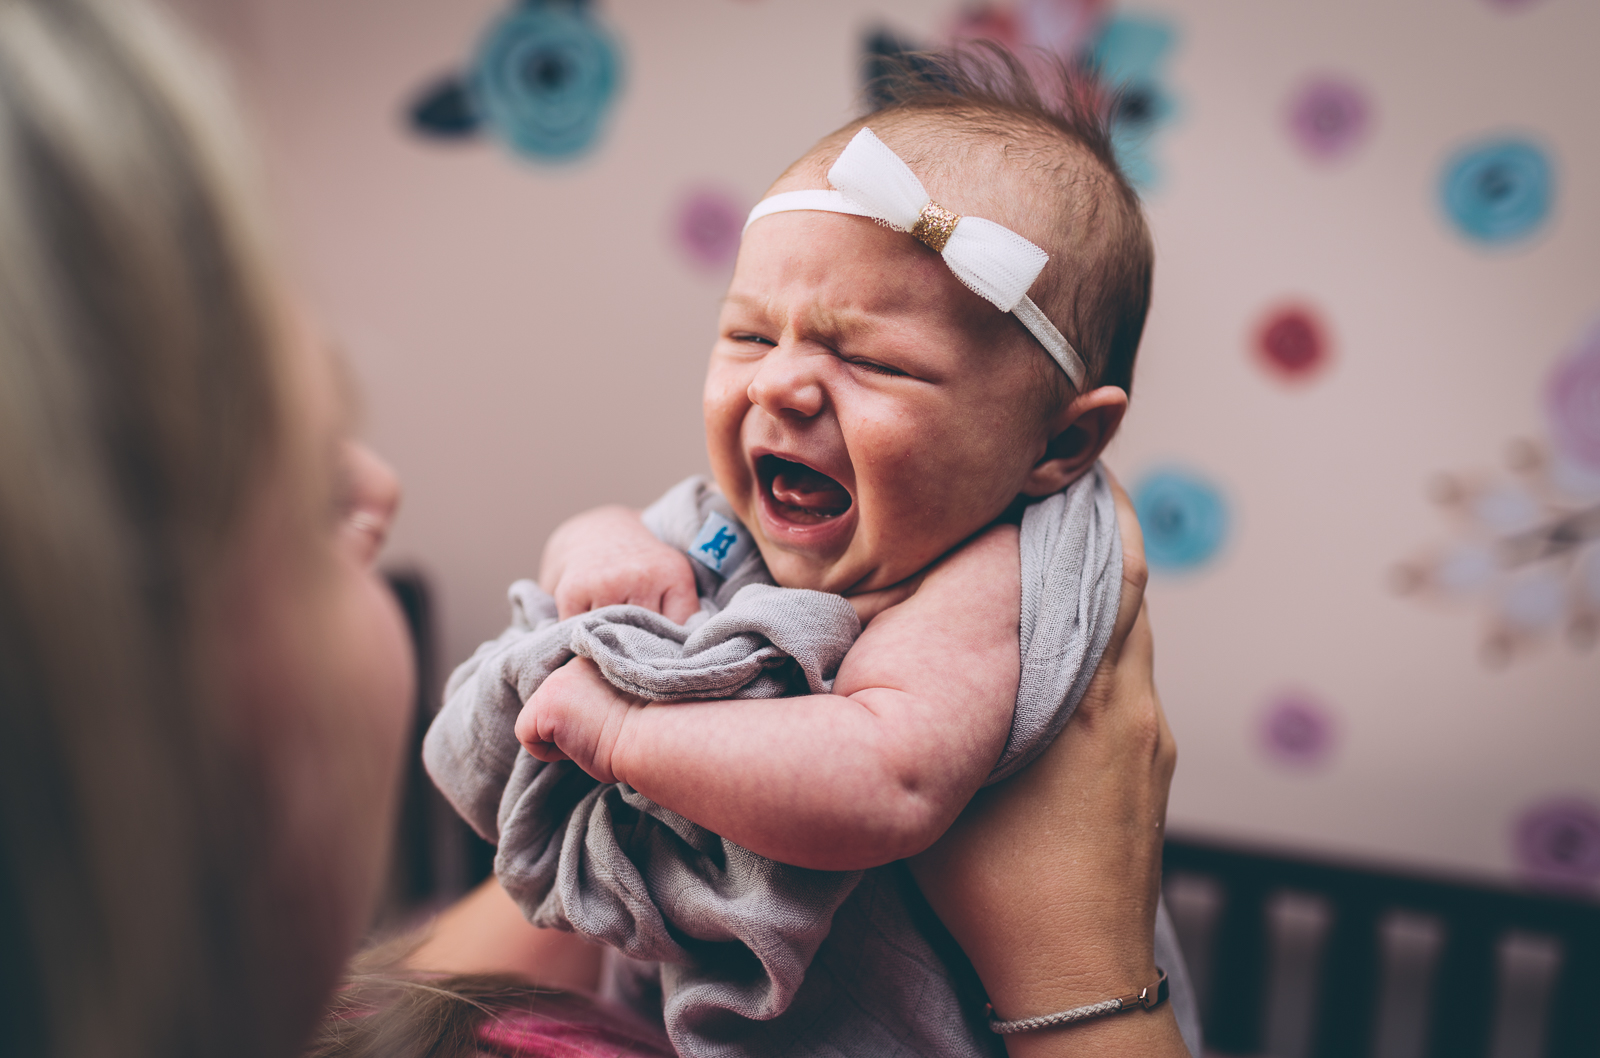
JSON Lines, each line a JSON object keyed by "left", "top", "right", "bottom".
{"left": 423, "top": 470, "right": 1201, "bottom": 1057}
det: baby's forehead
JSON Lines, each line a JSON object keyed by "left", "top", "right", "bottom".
{"left": 729, "top": 216, "right": 1041, "bottom": 398}
{"left": 735, "top": 211, "right": 1000, "bottom": 333}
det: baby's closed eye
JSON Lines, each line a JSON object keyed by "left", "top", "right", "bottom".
{"left": 842, "top": 356, "right": 908, "bottom": 377}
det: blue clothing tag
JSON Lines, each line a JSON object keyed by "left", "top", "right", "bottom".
{"left": 689, "top": 511, "right": 754, "bottom": 576}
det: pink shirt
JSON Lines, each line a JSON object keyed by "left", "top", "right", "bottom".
{"left": 474, "top": 995, "right": 674, "bottom": 1058}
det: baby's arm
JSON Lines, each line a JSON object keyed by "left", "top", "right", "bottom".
{"left": 518, "top": 524, "right": 1021, "bottom": 872}
{"left": 539, "top": 504, "right": 910, "bottom": 625}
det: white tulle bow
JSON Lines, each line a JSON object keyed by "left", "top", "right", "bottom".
{"left": 743, "top": 127, "right": 1086, "bottom": 389}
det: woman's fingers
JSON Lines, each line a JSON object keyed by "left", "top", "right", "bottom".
{"left": 1105, "top": 468, "right": 1147, "bottom": 586}
{"left": 1102, "top": 467, "right": 1148, "bottom": 665}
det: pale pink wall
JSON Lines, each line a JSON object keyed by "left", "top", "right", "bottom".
{"left": 175, "top": 0, "right": 1600, "bottom": 885}
{"left": 180, "top": 0, "right": 954, "bottom": 675}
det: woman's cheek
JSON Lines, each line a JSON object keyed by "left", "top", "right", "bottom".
{"left": 301, "top": 554, "right": 414, "bottom": 931}
{"left": 338, "top": 562, "right": 413, "bottom": 832}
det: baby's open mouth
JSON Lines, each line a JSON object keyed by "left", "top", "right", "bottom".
{"left": 757, "top": 455, "right": 852, "bottom": 525}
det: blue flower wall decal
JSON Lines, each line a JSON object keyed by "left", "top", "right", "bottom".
{"left": 862, "top": 6, "right": 1181, "bottom": 192}
{"left": 407, "top": 0, "right": 623, "bottom": 164}
{"left": 1439, "top": 137, "right": 1554, "bottom": 245}
{"left": 1091, "top": 13, "right": 1180, "bottom": 190}
{"left": 1134, "top": 467, "right": 1230, "bottom": 573}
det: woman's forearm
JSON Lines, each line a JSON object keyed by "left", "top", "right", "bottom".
{"left": 908, "top": 705, "right": 1188, "bottom": 1058}
{"left": 404, "top": 877, "right": 603, "bottom": 993}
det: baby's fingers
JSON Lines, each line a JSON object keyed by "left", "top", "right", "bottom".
{"left": 525, "top": 742, "right": 570, "bottom": 764}
{"left": 514, "top": 694, "right": 560, "bottom": 759}
{"left": 554, "top": 554, "right": 699, "bottom": 622}
{"left": 660, "top": 581, "right": 700, "bottom": 626}
{"left": 552, "top": 580, "right": 596, "bottom": 622}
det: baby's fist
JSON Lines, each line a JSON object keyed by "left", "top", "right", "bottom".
{"left": 515, "top": 657, "right": 641, "bottom": 784}
{"left": 540, "top": 506, "right": 700, "bottom": 623}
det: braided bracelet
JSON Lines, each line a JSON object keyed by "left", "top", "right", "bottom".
{"left": 985, "top": 968, "right": 1169, "bottom": 1034}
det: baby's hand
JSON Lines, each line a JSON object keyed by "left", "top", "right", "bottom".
{"left": 515, "top": 657, "right": 643, "bottom": 784}
{"left": 540, "top": 506, "right": 699, "bottom": 624}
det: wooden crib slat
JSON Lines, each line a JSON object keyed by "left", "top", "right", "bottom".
{"left": 1205, "top": 871, "right": 1270, "bottom": 1055}
{"left": 1423, "top": 909, "right": 1497, "bottom": 1058}
{"left": 1163, "top": 837, "right": 1600, "bottom": 1058}
{"left": 1544, "top": 920, "right": 1600, "bottom": 1058}
{"left": 1311, "top": 894, "right": 1382, "bottom": 1058}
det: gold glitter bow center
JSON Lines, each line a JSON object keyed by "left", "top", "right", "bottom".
{"left": 911, "top": 201, "right": 960, "bottom": 254}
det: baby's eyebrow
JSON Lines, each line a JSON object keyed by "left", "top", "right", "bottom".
{"left": 719, "top": 291, "right": 769, "bottom": 313}
{"left": 722, "top": 291, "right": 882, "bottom": 342}
{"left": 794, "top": 303, "right": 882, "bottom": 344}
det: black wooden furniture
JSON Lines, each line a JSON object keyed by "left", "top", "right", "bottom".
{"left": 1164, "top": 836, "right": 1600, "bottom": 1058}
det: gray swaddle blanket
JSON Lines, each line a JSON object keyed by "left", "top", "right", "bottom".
{"left": 424, "top": 469, "right": 1202, "bottom": 1057}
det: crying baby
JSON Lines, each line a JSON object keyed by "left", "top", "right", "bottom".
{"left": 425, "top": 53, "right": 1202, "bottom": 1058}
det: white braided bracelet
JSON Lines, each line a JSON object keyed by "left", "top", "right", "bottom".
{"left": 985, "top": 968, "right": 1169, "bottom": 1035}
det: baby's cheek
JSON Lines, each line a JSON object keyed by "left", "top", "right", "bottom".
{"left": 701, "top": 361, "right": 750, "bottom": 423}
{"left": 884, "top": 435, "right": 1012, "bottom": 553}
{"left": 702, "top": 390, "right": 749, "bottom": 472}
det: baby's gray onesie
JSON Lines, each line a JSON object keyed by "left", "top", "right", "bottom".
{"left": 423, "top": 470, "right": 1202, "bottom": 1057}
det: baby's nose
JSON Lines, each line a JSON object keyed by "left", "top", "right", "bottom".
{"left": 746, "top": 347, "right": 826, "bottom": 419}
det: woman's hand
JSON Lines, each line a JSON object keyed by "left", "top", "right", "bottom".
{"left": 908, "top": 472, "right": 1188, "bottom": 1057}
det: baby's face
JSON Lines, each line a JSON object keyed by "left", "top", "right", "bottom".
{"left": 704, "top": 210, "right": 1052, "bottom": 594}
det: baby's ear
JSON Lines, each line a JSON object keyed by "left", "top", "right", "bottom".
{"left": 1019, "top": 385, "right": 1128, "bottom": 498}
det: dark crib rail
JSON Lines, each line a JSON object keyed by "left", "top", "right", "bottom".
{"left": 1163, "top": 836, "right": 1600, "bottom": 1058}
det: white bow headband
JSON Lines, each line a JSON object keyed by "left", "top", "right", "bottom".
{"left": 743, "top": 127, "right": 1086, "bottom": 390}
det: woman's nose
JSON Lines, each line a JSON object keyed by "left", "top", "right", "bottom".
{"left": 342, "top": 441, "right": 401, "bottom": 564}
{"left": 746, "top": 344, "right": 826, "bottom": 420}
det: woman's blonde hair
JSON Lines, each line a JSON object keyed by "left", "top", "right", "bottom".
{"left": 0, "top": 0, "right": 303, "bottom": 1053}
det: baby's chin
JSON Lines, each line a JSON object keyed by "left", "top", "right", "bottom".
{"left": 755, "top": 535, "right": 929, "bottom": 596}
{"left": 756, "top": 547, "right": 843, "bottom": 592}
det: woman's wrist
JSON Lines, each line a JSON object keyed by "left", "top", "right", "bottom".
{"left": 983, "top": 955, "right": 1160, "bottom": 1026}
{"left": 944, "top": 882, "right": 1158, "bottom": 1024}
{"left": 998, "top": 1005, "right": 1189, "bottom": 1058}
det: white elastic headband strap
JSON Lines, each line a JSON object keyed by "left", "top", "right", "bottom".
{"left": 742, "top": 129, "right": 1087, "bottom": 390}
{"left": 745, "top": 189, "right": 872, "bottom": 228}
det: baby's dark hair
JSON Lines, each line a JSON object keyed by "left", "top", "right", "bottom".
{"left": 788, "top": 44, "right": 1153, "bottom": 402}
